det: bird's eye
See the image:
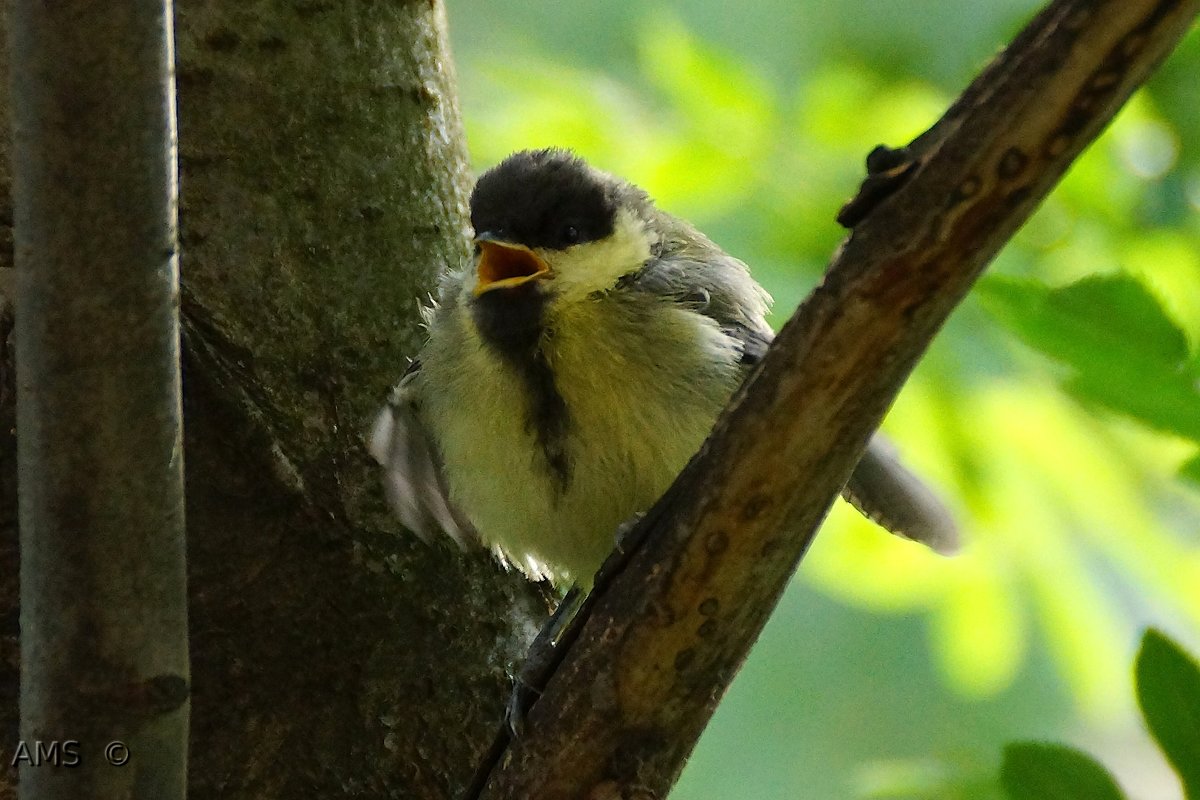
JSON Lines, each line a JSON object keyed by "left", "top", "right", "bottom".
{"left": 562, "top": 225, "right": 580, "bottom": 245}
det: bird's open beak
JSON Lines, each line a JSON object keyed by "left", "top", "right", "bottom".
{"left": 473, "top": 234, "right": 551, "bottom": 296}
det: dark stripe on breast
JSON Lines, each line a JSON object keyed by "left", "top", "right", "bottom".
{"left": 471, "top": 285, "right": 572, "bottom": 489}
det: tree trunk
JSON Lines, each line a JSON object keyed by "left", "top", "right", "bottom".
{"left": 1, "top": 2, "right": 544, "bottom": 798}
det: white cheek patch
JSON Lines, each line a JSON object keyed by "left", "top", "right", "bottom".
{"left": 542, "top": 208, "right": 655, "bottom": 301}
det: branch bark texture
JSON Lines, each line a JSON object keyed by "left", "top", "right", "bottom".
{"left": 477, "top": 1, "right": 1200, "bottom": 798}
{"left": 10, "top": 2, "right": 187, "bottom": 799}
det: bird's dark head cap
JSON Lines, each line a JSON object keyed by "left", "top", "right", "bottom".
{"left": 470, "top": 149, "right": 644, "bottom": 251}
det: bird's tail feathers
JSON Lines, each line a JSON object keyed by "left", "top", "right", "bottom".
{"left": 841, "top": 436, "right": 960, "bottom": 556}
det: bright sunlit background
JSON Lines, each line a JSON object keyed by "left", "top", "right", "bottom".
{"left": 446, "top": 3, "right": 1200, "bottom": 798}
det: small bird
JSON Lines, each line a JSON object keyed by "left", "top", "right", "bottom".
{"left": 370, "top": 148, "right": 957, "bottom": 591}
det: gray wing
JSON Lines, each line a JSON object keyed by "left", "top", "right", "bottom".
{"left": 627, "top": 216, "right": 775, "bottom": 345}
{"left": 368, "top": 361, "right": 478, "bottom": 550}
{"left": 632, "top": 225, "right": 959, "bottom": 554}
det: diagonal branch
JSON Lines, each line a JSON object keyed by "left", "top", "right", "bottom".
{"left": 476, "top": 1, "right": 1199, "bottom": 798}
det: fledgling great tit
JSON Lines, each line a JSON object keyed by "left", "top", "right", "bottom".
{"left": 370, "top": 148, "right": 958, "bottom": 590}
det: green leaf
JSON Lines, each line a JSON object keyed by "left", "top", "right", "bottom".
{"left": 978, "top": 273, "right": 1200, "bottom": 442}
{"left": 1181, "top": 452, "right": 1200, "bottom": 486}
{"left": 1135, "top": 629, "right": 1200, "bottom": 799}
{"left": 1065, "top": 371, "right": 1200, "bottom": 443}
{"left": 1000, "top": 742, "right": 1126, "bottom": 800}
{"left": 979, "top": 272, "right": 1189, "bottom": 366}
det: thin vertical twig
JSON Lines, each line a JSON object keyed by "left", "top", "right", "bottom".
{"left": 11, "top": 2, "right": 188, "bottom": 798}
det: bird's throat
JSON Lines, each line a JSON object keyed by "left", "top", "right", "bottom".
{"left": 470, "top": 285, "right": 572, "bottom": 489}
{"left": 470, "top": 281, "right": 547, "bottom": 355}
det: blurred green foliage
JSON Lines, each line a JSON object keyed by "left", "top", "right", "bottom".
{"left": 1136, "top": 630, "right": 1200, "bottom": 798}
{"left": 448, "top": 2, "right": 1200, "bottom": 797}
{"left": 1001, "top": 741, "right": 1126, "bottom": 800}
{"left": 1001, "top": 630, "right": 1200, "bottom": 800}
